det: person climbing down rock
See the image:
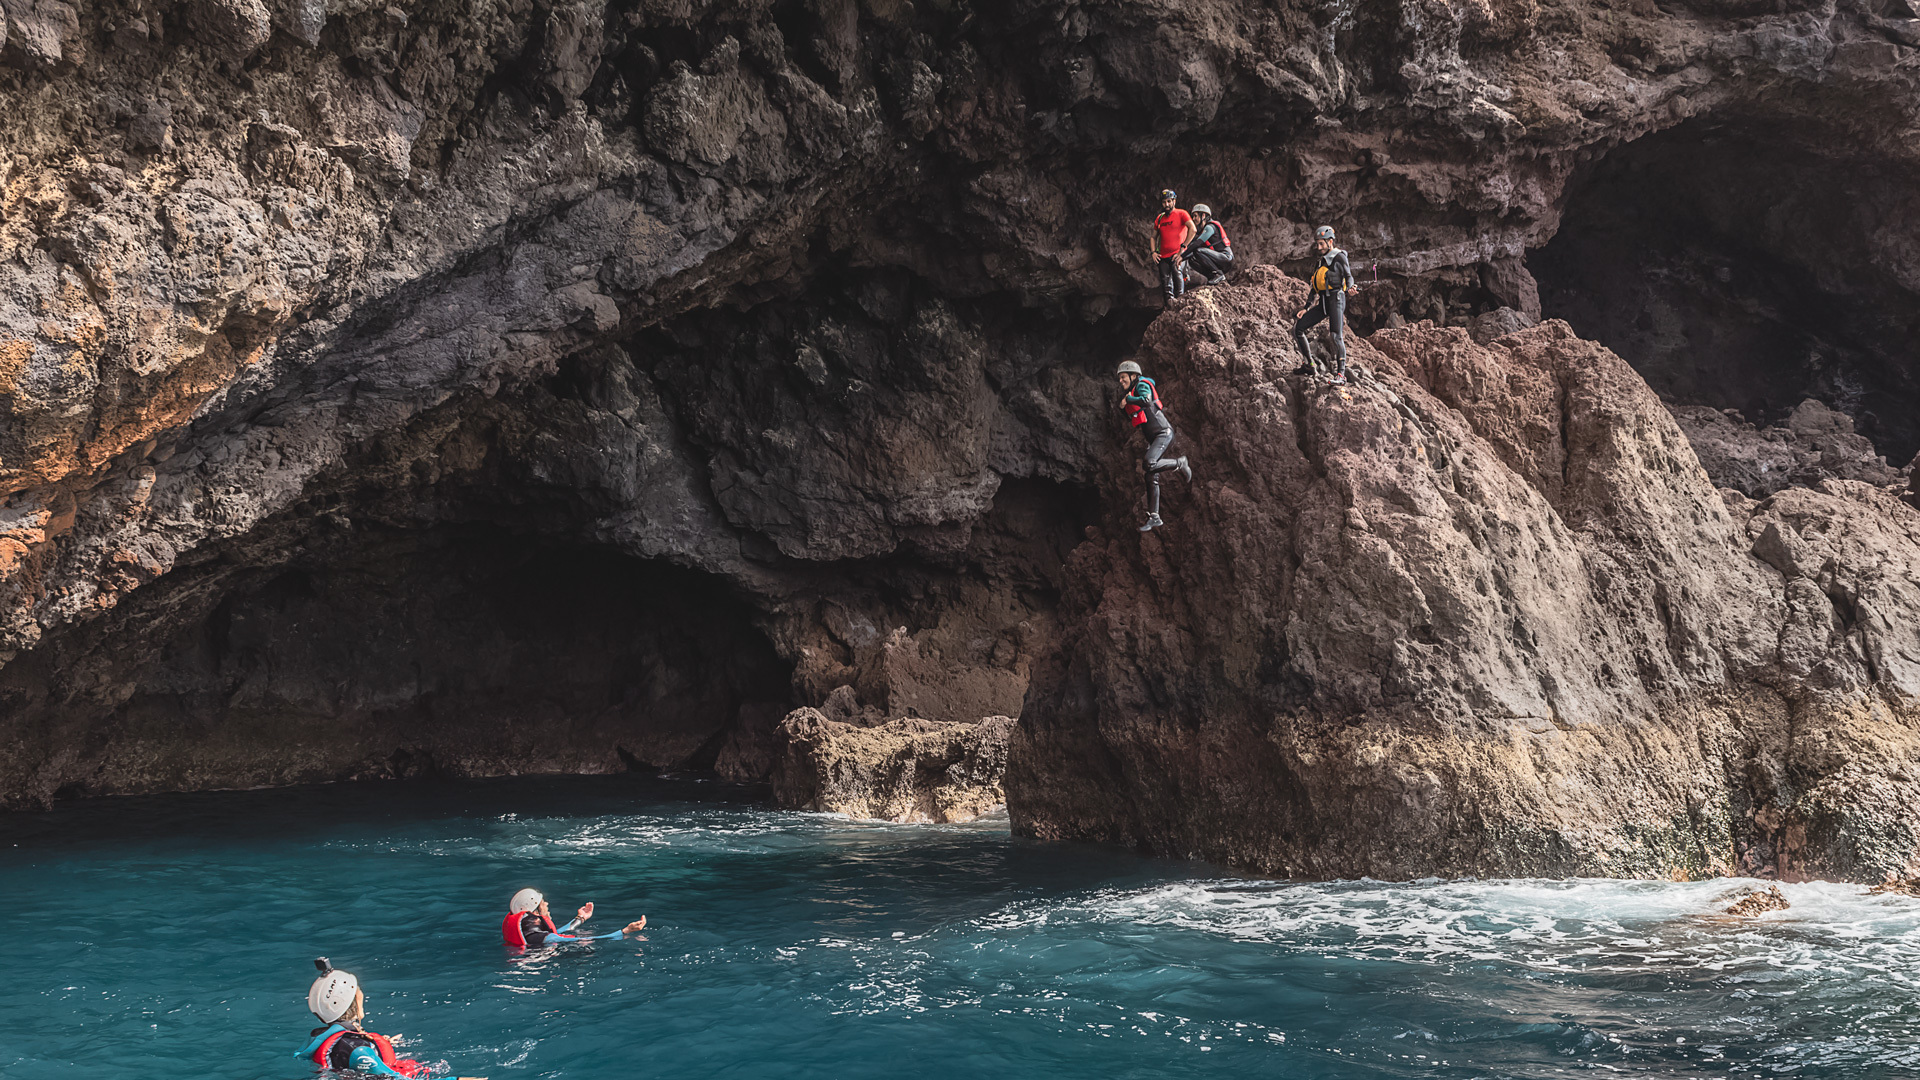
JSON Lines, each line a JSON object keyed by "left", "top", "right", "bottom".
{"left": 1184, "top": 204, "right": 1233, "bottom": 285}
{"left": 298, "top": 958, "right": 484, "bottom": 1078}
{"left": 1293, "top": 225, "right": 1357, "bottom": 384}
{"left": 1116, "top": 360, "right": 1192, "bottom": 532}
{"left": 1151, "top": 189, "right": 1194, "bottom": 304}
{"left": 502, "top": 887, "right": 647, "bottom": 947}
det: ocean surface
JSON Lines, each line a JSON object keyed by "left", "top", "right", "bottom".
{"left": 6, "top": 775, "right": 1920, "bottom": 1079}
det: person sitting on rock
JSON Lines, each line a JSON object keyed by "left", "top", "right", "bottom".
{"left": 1293, "top": 225, "right": 1357, "bottom": 384}
{"left": 1151, "top": 189, "right": 1195, "bottom": 304}
{"left": 502, "top": 887, "right": 647, "bottom": 947}
{"left": 1183, "top": 204, "right": 1233, "bottom": 285}
{"left": 1116, "top": 360, "right": 1192, "bottom": 532}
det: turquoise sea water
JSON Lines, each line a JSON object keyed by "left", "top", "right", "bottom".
{"left": 7, "top": 776, "right": 1920, "bottom": 1079}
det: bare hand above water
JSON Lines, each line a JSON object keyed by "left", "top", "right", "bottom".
{"left": 624, "top": 916, "right": 647, "bottom": 934}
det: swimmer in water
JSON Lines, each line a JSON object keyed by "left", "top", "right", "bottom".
{"left": 297, "top": 958, "right": 485, "bottom": 1078}
{"left": 501, "top": 887, "right": 647, "bottom": 947}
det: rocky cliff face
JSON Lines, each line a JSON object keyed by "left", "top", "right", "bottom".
{"left": 1012, "top": 269, "right": 1920, "bottom": 882}
{"left": 2, "top": 0, "right": 1919, "bottom": 878}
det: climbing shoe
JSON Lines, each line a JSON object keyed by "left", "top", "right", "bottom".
{"left": 1177, "top": 456, "right": 1192, "bottom": 482}
{"left": 1207, "top": 274, "right": 1227, "bottom": 286}
{"left": 1139, "top": 513, "right": 1163, "bottom": 532}
{"left": 1331, "top": 372, "right": 1347, "bottom": 385}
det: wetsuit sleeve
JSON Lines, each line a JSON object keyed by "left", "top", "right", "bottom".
{"left": 542, "top": 928, "right": 628, "bottom": 942}
{"left": 347, "top": 1044, "right": 411, "bottom": 1077}
{"left": 1335, "top": 250, "right": 1355, "bottom": 290}
{"left": 556, "top": 918, "right": 580, "bottom": 933}
{"left": 1123, "top": 381, "right": 1155, "bottom": 408}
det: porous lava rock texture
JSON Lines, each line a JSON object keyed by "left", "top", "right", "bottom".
{"left": 762, "top": 705, "right": 1012, "bottom": 823}
{"left": 0, "top": 0, "right": 1918, "bottom": 881}
{"left": 1011, "top": 269, "right": 1920, "bottom": 882}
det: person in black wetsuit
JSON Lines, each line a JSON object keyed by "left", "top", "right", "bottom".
{"left": 1116, "top": 360, "right": 1192, "bottom": 532}
{"left": 1293, "top": 225, "right": 1357, "bottom": 384}
{"left": 1184, "top": 204, "right": 1233, "bottom": 285}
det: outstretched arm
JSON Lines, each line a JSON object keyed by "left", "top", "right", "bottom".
{"left": 545, "top": 916, "right": 647, "bottom": 943}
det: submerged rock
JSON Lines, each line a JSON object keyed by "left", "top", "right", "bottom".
{"left": 770, "top": 708, "right": 1013, "bottom": 825}
{"left": 1723, "top": 885, "right": 1790, "bottom": 916}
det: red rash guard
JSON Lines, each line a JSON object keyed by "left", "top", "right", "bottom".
{"left": 1154, "top": 209, "right": 1192, "bottom": 258}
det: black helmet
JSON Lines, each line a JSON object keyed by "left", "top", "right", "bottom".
{"left": 1159, "top": 189, "right": 1176, "bottom": 200}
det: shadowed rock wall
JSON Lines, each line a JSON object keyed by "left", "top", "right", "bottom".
{"left": 2, "top": 0, "right": 1920, "bottom": 878}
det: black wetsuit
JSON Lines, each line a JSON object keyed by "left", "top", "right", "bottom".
{"left": 1185, "top": 221, "right": 1233, "bottom": 281}
{"left": 1123, "top": 376, "right": 1183, "bottom": 518}
{"left": 1294, "top": 248, "right": 1354, "bottom": 375}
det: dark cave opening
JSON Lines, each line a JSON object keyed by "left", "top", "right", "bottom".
{"left": 14, "top": 525, "right": 796, "bottom": 801}
{"left": 1531, "top": 117, "right": 1920, "bottom": 464}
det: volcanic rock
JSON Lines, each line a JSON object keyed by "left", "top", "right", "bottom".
{"left": 768, "top": 707, "right": 1013, "bottom": 824}
{"left": 0, "top": 0, "right": 1918, "bottom": 885}
{"left": 1723, "top": 885, "right": 1789, "bottom": 916}
{"left": 1671, "top": 400, "right": 1905, "bottom": 498}
{"left": 1011, "top": 269, "right": 1920, "bottom": 882}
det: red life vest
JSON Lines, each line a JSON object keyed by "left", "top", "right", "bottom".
{"left": 1194, "top": 220, "right": 1230, "bottom": 251}
{"left": 312, "top": 1026, "right": 425, "bottom": 1077}
{"left": 1122, "top": 376, "right": 1165, "bottom": 427}
{"left": 502, "top": 908, "right": 557, "bottom": 947}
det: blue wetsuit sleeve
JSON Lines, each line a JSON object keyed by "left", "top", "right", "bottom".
{"left": 543, "top": 928, "right": 626, "bottom": 942}
{"left": 556, "top": 918, "right": 579, "bottom": 933}
{"left": 347, "top": 1044, "right": 411, "bottom": 1077}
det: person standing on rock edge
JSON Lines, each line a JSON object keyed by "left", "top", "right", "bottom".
{"left": 1116, "top": 360, "right": 1192, "bottom": 532}
{"left": 1293, "top": 225, "right": 1358, "bottom": 384}
{"left": 1184, "top": 204, "right": 1233, "bottom": 285}
{"left": 1151, "top": 189, "right": 1195, "bottom": 304}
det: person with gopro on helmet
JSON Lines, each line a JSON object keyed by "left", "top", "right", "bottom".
{"left": 501, "top": 887, "right": 647, "bottom": 947}
{"left": 297, "top": 958, "right": 485, "bottom": 1078}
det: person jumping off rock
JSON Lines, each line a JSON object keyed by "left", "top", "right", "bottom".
{"left": 1184, "top": 204, "right": 1233, "bottom": 285}
{"left": 1151, "top": 189, "right": 1194, "bottom": 304}
{"left": 1293, "top": 225, "right": 1357, "bottom": 384}
{"left": 1116, "top": 360, "right": 1192, "bottom": 532}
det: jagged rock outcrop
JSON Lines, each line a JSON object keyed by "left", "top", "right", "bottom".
{"left": 0, "top": 0, "right": 1918, "bottom": 882}
{"left": 1723, "top": 884, "right": 1789, "bottom": 916}
{"left": 1011, "top": 268, "right": 1920, "bottom": 882}
{"left": 763, "top": 706, "right": 1012, "bottom": 823}
{"left": 1672, "top": 399, "right": 1906, "bottom": 498}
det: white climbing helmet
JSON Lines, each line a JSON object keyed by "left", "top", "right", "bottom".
{"left": 308, "top": 959, "right": 360, "bottom": 1024}
{"left": 1192, "top": 203, "right": 1212, "bottom": 216}
{"left": 509, "top": 888, "right": 544, "bottom": 915}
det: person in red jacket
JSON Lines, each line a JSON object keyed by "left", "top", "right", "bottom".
{"left": 1183, "top": 204, "right": 1233, "bottom": 285}
{"left": 1150, "top": 189, "right": 1195, "bottom": 303}
{"left": 502, "top": 887, "right": 646, "bottom": 947}
{"left": 296, "top": 958, "right": 485, "bottom": 1078}
{"left": 1116, "top": 360, "right": 1192, "bottom": 531}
